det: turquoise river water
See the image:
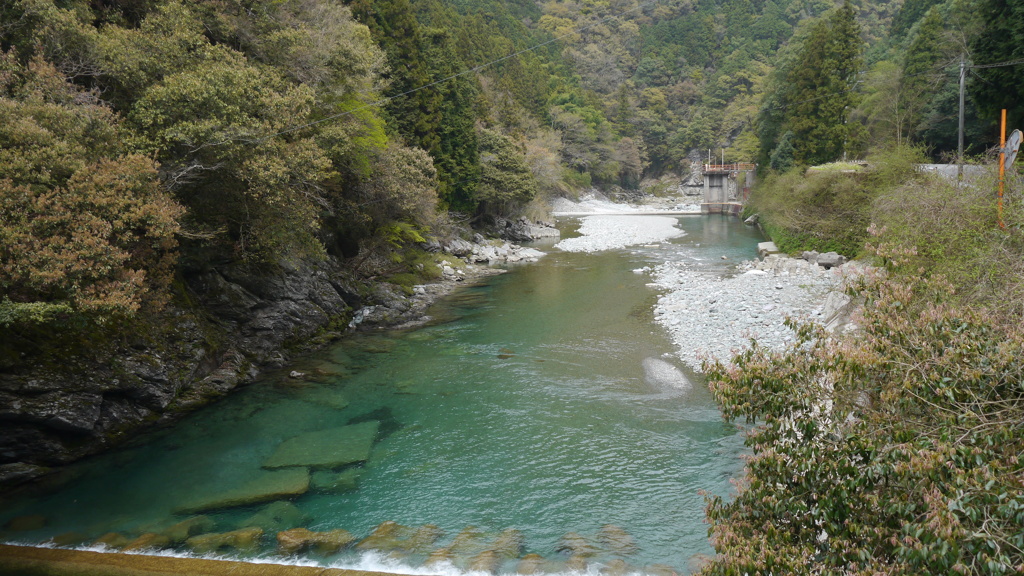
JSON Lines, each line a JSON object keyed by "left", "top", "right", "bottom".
{"left": 0, "top": 215, "right": 764, "bottom": 575}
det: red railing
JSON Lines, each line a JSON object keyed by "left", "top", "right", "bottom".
{"left": 703, "top": 163, "right": 756, "bottom": 172}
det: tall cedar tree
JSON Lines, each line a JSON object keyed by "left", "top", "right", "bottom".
{"left": 971, "top": 0, "right": 1024, "bottom": 130}
{"left": 347, "top": 0, "right": 442, "bottom": 153}
{"left": 783, "top": 2, "right": 863, "bottom": 165}
{"left": 900, "top": 7, "right": 945, "bottom": 142}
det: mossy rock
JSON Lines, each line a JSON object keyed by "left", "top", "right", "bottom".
{"left": 239, "top": 501, "right": 310, "bottom": 533}
{"left": 516, "top": 553, "right": 545, "bottom": 575}
{"left": 184, "top": 527, "right": 264, "bottom": 554}
{"left": 161, "top": 516, "right": 215, "bottom": 544}
{"left": 122, "top": 532, "right": 172, "bottom": 552}
{"left": 468, "top": 550, "right": 501, "bottom": 574}
{"left": 93, "top": 532, "right": 129, "bottom": 549}
{"left": 491, "top": 528, "right": 525, "bottom": 559}
{"left": 596, "top": 524, "right": 638, "bottom": 556}
{"left": 277, "top": 527, "right": 355, "bottom": 555}
{"left": 355, "top": 520, "right": 413, "bottom": 552}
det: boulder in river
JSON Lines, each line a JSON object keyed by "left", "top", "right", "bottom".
{"left": 556, "top": 531, "right": 600, "bottom": 557}
{"left": 449, "top": 525, "right": 487, "bottom": 557}
{"left": 516, "top": 553, "right": 545, "bottom": 574}
{"left": 597, "top": 524, "right": 638, "bottom": 556}
{"left": 185, "top": 527, "right": 264, "bottom": 554}
{"left": 162, "top": 516, "right": 215, "bottom": 544}
{"left": 122, "top": 532, "right": 172, "bottom": 552}
{"left": 277, "top": 527, "right": 355, "bottom": 555}
{"left": 601, "top": 558, "right": 636, "bottom": 576}
{"left": 263, "top": 421, "right": 378, "bottom": 470}
{"left": 93, "top": 532, "right": 129, "bottom": 549}
{"left": 469, "top": 549, "right": 502, "bottom": 574}
{"left": 356, "top": 520, "right": 413, "bottom": 552}
{"left": 239, "top": 500, "right": 310, "bottom": 532}
{"left": 175, "top": 468, "right": 310, "bottom": 514}
{"left": 406, "top": 524, "right": 444, "bottom": 553}
{"left": 491, "top": 528, "right": 525, "bottom": 558}
{"left": 4, "top": 514, "right": 46, "bottom": 532}
{"left": 310, "top": 467, "right": 362, "bottom": 494}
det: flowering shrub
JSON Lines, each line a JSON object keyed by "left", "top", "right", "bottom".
{"left": 701, "top": 266, "right": 1024, "bottom": 575}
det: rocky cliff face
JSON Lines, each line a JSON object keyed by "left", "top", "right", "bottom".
{"left": 0, "top": 231, "right": 554, "bottom": 488}
{"left": 0, "top": 258, "right": 364, "bottom": 487}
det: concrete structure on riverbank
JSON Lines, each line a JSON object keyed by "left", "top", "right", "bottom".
{"left": 701, "top": 163, "right": 755, "bottom": 215}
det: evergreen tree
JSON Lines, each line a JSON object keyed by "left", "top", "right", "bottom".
{"left": 783, "top": 3, "right": 863, "bottom": 165}
{"left": 769, "top": 130, "right": 795, "bottom": 170}
{"left": 971, "top": 0, "right": 1024, "bottom": 130}
{"left": 347, "top": 0, "right": 442, "bottom": 152}
{"left": 900, "top": 8, "right": 945, "bottom": 141}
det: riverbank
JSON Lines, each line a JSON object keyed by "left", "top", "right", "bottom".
{"left": 552, "top": 207, "right": 862, "bottom": 371}
{"left": 0, "top": 230, "right": 551, "bottom": 490}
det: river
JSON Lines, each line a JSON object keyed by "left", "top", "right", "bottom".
{"left": 0, "top": 215, "right": 763, "bottom": 575}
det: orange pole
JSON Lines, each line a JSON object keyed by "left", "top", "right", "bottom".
{"left": 999, "top": 109, "right": 1006, "bottom": 230}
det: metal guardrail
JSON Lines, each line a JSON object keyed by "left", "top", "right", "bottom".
{"left": 703, "top": 163, "right": 756, "bottom": 172}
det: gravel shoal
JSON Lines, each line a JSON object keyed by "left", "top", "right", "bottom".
{"left": 649, "top": 256, "right": 854, "bottom": 370}
{"left": 555, "top": 215, "right": 685, "bottom": 252}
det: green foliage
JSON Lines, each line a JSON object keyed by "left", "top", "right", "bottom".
{"left": 0, "top": 51, "right": 182, "bottom": 327}
{"left": 750, "top": 144, "right": 925, "bottom": 255}
{"left": 771, "top": 3, "right": 864, "bottom": 165}
{"left": 702, "top": 260, "right": 1024, "bottom": 574}
{"left": 476, "top": 127, "right": 538, "bottom": 216}
{"left": 970, "top": 0, "right": 1024, "bottom": 129}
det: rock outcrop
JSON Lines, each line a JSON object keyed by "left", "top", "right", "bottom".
{"left": 0, "top": 228, "right": 551, "bottom": 489}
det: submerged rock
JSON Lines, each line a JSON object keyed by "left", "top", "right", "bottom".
{"left": 556, "top": 531, "right": 600, "bottom": 557}
{"left": 122, "top": 532, "right": 172, "bottom": 552}
{"left": 449, "top": 525, "right": 487, "bottom": 557}
{"left": 240, "top": 500, "right": 310, "bottom": 532}
{"left": 424, "top": 546, "right": 454, "bottom": 567}
{"left": 310, "top": 467, "right": 362, "bottom": 494}
{"left": 406, "top": 524, "right": 444, "bottom": 553}
{"left": 277, "top": 527, "right": 355, "bottom": 555}
{"left": 645, "top": 563, "right": 681, "bottom": 576}
{"left": 162, "top": 516, "right": 215, "bottom": 544}
{"left": 356, "top": 520, "right": 413, "bottom": 552}
{"left": 93, "top": 532, "right": 130, "bottom": 549}
{"left": 516, "top": 553, "right": 545, "bottom": 574}
{"left": 565, "top": 554, "right": 589, "bottom": 571}
{"left": 185, "top": 527, "right": 264, "bottom": 554}
{"left": 597, "top": 524, "right": 638, "bottom": 556}
{"left": 601, "top": 558, "right": 636, "bottom": 576}
{"left": 175, "top": 468, "right": 310, "bottom": 514}
{"left": 491, "top": 528, "right": 525, "bottom": 558}
{"left": 48, "top": 532, "right": 88, "bottom": 547}
{"left": 263, "top": 421, "right": 378, "bottom": 470}
{"left": 469, "top": 549, "right": 501, "bottom": 574}
{"left": 4, "top": 514, "right": 46, "bottom": 532}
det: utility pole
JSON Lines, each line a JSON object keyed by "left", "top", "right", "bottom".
{"left": 958, "top": 55, "right": 966, "bottom": 182}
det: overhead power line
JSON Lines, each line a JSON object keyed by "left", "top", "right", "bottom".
{"left": 972, "top": 57, "right": 1024, "bottom": 70}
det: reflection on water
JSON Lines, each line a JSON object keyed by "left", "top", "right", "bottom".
{"left": 0, "top": 216, "right": 761, "bottom": 574}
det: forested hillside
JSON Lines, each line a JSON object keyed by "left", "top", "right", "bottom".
{"left": 2, "top": 0, "right": 1023, "bottom": 489}
{"left": 1, "top": 0, "right": 1017, "bottom": 343}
